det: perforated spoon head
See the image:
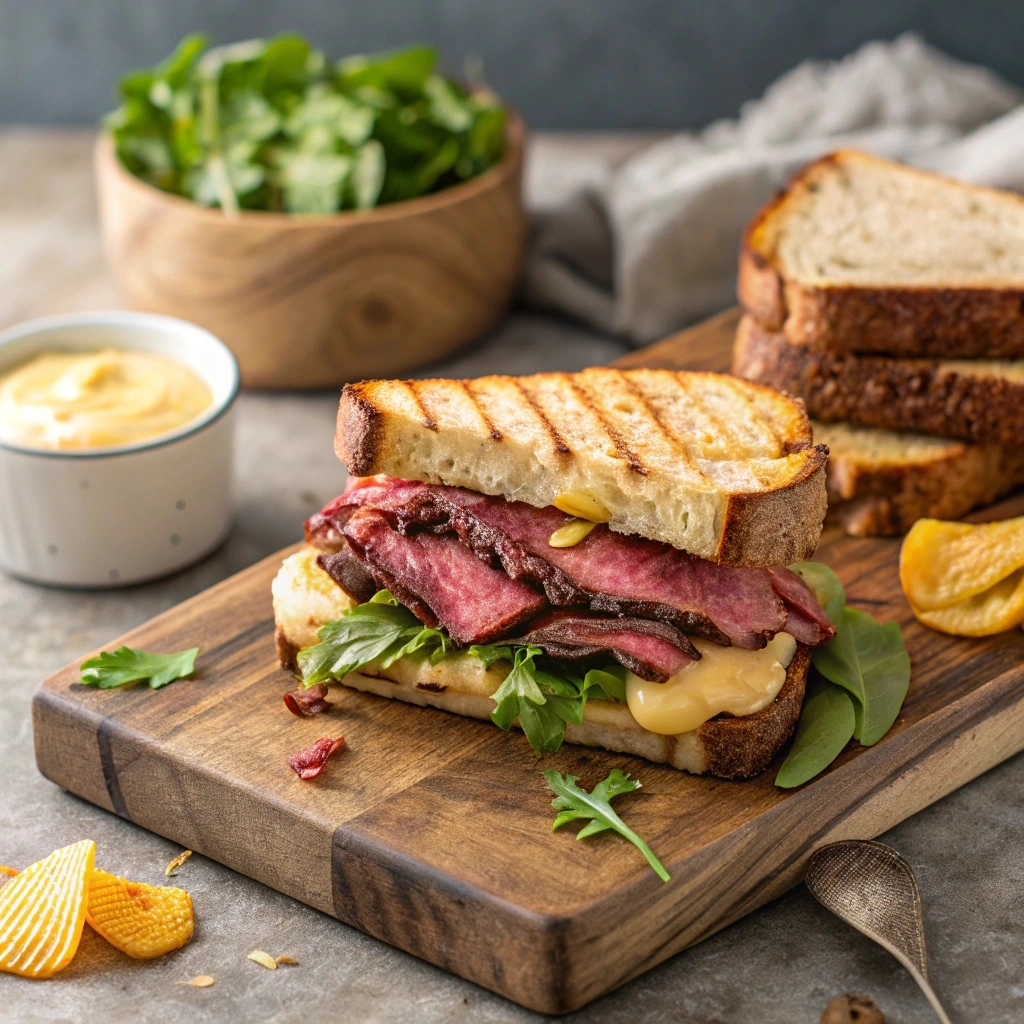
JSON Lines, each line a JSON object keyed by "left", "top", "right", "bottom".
{"left": 806, "top": 840, "right": 952, "bottom": 1024}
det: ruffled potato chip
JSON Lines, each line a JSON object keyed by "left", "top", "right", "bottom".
{"left": 901, "top": 516, "right": 1024, "bottom": 611}
{"left": 86, "top": 869, "right": 193, "bottom": 960}
{"left": 0, "top": 840, "right": 95, "bottom": 979}
{"left": 910, "top": 567, "right": 1024, "bottom": 637}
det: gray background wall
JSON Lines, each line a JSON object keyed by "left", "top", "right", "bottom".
{"left": 2, "top": 1, "right": 1022, "bottom": 129}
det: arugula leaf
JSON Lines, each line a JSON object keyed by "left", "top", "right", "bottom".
{"left": 349, "top": 140, "right": 386, "bottom": 209}
{"left": 775, "top": 677, "right": 857, "bottom": 788}
{"left": 788, "top": 560, "right": 846, "bottom": 626}
{"left": 580, "top": 664, "right": 628, "bottom": 703}
{"left": 813, "top": 607, "right": 911, "bottom": 746}
{"left": 543, "top": 769, "right": 670, "bottom": 882}
{"left": 80, "top": 646, "right": 199, "bottom": 690}
{"left": 297, "top": 591, "right": 447, "bottom": 685}
{"left": 104, "top": 33, "right": 506, "bottom": 212}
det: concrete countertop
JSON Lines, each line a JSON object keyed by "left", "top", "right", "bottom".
{"left": 0, "top": 129, "right": 1021, "bottom": 1024}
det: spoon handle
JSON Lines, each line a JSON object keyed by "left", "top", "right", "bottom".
{"left": 890, "top": 947, "right": 952, "bottom": 1024}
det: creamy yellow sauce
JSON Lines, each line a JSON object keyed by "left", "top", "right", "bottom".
{"left": 0, "top": 349, "right": 213, "bottom": 450}
{"left": 626, "top": 632, "right": 797, "bottom": 735}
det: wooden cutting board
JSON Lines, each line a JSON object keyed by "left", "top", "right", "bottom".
{"left": 33, "top": 308, "right": 1024, "bottom": 1014}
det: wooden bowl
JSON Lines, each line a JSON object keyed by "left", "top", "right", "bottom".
{"left": 95, "top": 117, "right": 526, "bottom": 389}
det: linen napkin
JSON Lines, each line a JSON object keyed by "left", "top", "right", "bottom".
{"left": 523, "top": 34, "right": 1024, "bottom": 345}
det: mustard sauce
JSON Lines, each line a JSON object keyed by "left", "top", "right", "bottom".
{"left": 0, "top": 349, "right": 213, "bottom": 450}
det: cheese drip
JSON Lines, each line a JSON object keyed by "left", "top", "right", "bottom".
{"left": 626, "top": 632, "right": 797, "bottom": 736}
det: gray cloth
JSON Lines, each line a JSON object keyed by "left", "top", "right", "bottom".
{"left": 523, "top": 34, "right": 1024, "bottom": 345}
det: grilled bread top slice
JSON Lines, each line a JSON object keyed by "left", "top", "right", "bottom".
{"left": 739, "top": 150, "right": 1024, "bottom": 358}
{"left": 336, "top": 367, "right": 827, "bottom": 566}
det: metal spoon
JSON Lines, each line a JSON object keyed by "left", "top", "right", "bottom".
{"left": 806, "top": 840, "right": 952, "bottom": 1024}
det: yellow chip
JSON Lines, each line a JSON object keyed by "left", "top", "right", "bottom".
{"left": 86, "top": 869, "right": 193, "bottom": 959}
{"left": 0, "top": 839, "right": 95, "bottom": 979}
{"left": 901, "top": 515, "right": 1024, "bottom": 611}
{"left": 910, "top": 567, "right": 1024, "bottom": 637}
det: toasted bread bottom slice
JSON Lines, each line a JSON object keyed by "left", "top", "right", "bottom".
{"left": 273, "top": 548, "right": 809, "bottom": 779}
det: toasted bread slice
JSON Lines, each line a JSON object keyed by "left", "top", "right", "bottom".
{"left": 336, "top": 368, "right": 827, "bottom": 566}
{"left": 733, "top": 315, "right": 1024, "bottom": 447}
{"left": 739, "top": 150, "right": 1024, "bottom": 358}
{"left": 273, "top": 548, "right": 809, "bottom": 779}
{"left": 814, "top": 420, "right": 1024, "bottom": 537}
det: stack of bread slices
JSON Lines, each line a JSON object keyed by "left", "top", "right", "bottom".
{"left": 732, "top": 149, "right": 1024, "bottom": 536}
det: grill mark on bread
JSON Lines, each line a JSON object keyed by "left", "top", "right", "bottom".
{"left": 569, "top": 372, "right": 649, "bottom": 475}
{"left": 728, "top": 380, "right": 792, "bottom": 456}
{"left": 462, "top": 380, "right": 503, "bottom": 441}
{"left": 404, "top": 380, "right": 439, "bottom": 431}
{"left": 511, "top": 378, "right": 572, "bottom": 455}
{"left": 618, "top": 371, "right": 704, "bottom": 480}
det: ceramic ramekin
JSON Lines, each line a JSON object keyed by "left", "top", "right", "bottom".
{"left": 0, "top": 311, "right": 238, "bottom": 587}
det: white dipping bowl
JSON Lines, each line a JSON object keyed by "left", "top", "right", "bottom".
{"left": 0, "top": 311, "right": 238, "bottom": 587}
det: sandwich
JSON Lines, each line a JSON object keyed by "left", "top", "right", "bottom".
{"left": 273, "top": 368, "right": 837, "bottom": 779}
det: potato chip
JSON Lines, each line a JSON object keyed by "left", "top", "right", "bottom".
{"left": 186, "top": 974, "right": 215, "bottom": 987}
{"left": 910, "top": 567, "right": 1024, "bottom": 637}
{"left": 0, "top": 840, "right": 95, "bottom": 978}
{"left": 86, "top": 869, "right": 193, "bottom": 959}
{"left": 901, "top": 515, "right": 1024, "bottom": 611}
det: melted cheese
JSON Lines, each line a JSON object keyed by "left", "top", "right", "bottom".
{"left": 626, "top": 632, "right": 797, "bottom": 736}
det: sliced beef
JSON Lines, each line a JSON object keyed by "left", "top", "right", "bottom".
{"left": 511, "top": 610, "right": 697, "bottom": 682}
{"left": 391, "top": 485, "right": 786, "bottom": 649}
{"left": 312, "top": 477, "right": 834, "bottom": 651}
{"left": 766, "top": 567, "right": 837, "bottom": 646}
{"left": 317, "top": 545, "right": 378, "bottom": 604}
{"left": 341, "top": 507, "right": 546, "bottom": 645}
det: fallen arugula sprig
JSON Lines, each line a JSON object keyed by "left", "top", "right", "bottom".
{"left": 543, "top": 769, "right": 670, "bottom": 882}
{"left": 80, "top": 646, "right": 199, "bottom": 689}
{"left": 775, "top": 562, "right": 910, "bottom": 788}
{"left": 105, "top": 33, "right": 507, "bottom": 214}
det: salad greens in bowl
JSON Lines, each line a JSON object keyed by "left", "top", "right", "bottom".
{"left": 105, "top": 34, "right": 509, "bottom": 215}
{"left": 94, "top": 33, "right": 526, "bottom": 389}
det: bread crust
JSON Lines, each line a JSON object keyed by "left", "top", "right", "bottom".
{"left": 733, "top": 315, "right": 1024, "bottom": 447}
{"left": 739, "top": 150, "right": 1024, "bottom": 358}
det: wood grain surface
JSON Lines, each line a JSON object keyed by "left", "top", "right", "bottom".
{"left": 32, "top": 309, "right": 1024, "bottom": 1013}
{"left": 94, "top": 119, "right": 526, "bottom": 389}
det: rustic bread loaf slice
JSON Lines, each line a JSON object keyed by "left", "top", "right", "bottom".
{"left": 739, "top": 150, "right": 1024, "bottom": 358}
{"left": 272, "top": 547, "right": 809, "bottom": 779}
{"left": 733, "top": 315, "right": 1024, "bottom": 447}
{"left": 336, "top": 368, "right": 827, "bottom": 567}
{"left": 813, "top": 420, "right": 1024, "bottom": 537}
